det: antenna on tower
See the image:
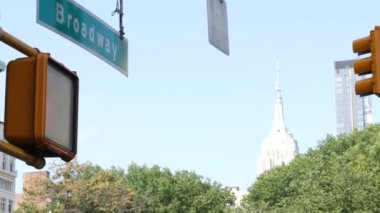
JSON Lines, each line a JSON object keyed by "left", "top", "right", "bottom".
{"left": 275, "top": 60, "right": 280, "bottom": 72}
{"left": 111, "top": 0, "right": 125, "bottom": 40}
{"left": 275, "top": 60, "right": 281, "bottom": 91}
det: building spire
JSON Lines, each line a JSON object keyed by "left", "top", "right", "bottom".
{"left": 275, "top": 61, "right": 281, "bottom": 98}
{"left": 257, "top": 62, "right": 299, "bottom": 175}
{"left": 272, "top": 61, "right": 287, "bottom": 134}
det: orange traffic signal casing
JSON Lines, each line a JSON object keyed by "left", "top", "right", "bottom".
{"left": 4, "top": 53, "right": 79, "bottom": 161}
{"left": 353, "top": 26, "right": 380, "bottom": 97}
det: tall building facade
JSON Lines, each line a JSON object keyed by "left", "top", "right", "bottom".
{"left": 257, "top": 65, "right": 299, "bottom": 176}
{"left": 15, "top": 171, "right": 50, "bottom": 211}
{"left": 0, "top": 122, "right": 17, "bottom": 213}
{"left": 334, "top": 60, "right": 373, "bottom": 135}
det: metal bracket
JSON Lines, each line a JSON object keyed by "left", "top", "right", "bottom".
{"left": 111, "top": 0, "right": 125, "bottom": 40}
{"left": 0, "top": 27, "right": 39, "bottom": 56}
{"left": 0, "top": 140, "right": 45, "bottom": 169}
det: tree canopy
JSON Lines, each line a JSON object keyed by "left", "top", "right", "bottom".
{"left": 17, "top": 125, "right": 380, "bottom": 212}
{"left": 17, "top": 162, "right": 234, "bottom": 213}
{"left": 242, "top": 125, "right": 380, "bottom": 212}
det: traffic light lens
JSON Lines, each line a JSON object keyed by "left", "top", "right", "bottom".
{"left": 45, "top": 60, "right": 76, "bottom": 151}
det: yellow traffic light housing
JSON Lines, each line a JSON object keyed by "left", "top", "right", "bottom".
{"left": 4, "top": 53, "right": 79, "bottom": 162}
{"left": 353, "top": 26, "right": 380, "bottom": 97}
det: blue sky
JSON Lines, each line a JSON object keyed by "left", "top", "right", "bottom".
{"left": 1, "top": 0, "right": 380, "bottom": 193}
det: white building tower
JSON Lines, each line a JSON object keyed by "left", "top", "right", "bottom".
{"left": 257, "top": 64, "right": 299, "bottom": 176}
{"left": 0, "top": 122, "right": 17, "bottom": 213}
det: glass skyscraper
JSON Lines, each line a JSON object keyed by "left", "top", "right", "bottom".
{"left": 334, "top": 60, "right": 373, "bottom": 135}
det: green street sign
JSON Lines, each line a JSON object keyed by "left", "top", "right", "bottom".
{"left": 37, "top": 0, "right": 128, "bottom": 76}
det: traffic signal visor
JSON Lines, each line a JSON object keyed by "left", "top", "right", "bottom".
{"left": 4, "top": 53, "right": 79, "bottom": 161}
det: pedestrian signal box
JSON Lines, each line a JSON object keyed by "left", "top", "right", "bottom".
{"left": 4, "top": 53, "right": 79, "bottom": 161}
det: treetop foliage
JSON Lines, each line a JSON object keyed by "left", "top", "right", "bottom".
{"left": 17, "top": 161, "right": 234, "bottom": 213}
{"left": 242, "top": 125, "right": 380, "bottom": 212}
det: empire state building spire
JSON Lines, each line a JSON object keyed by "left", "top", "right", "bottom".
{"left": 257, "top": 62, "right": 299, "bottom": 176}
{"left": 272, "top": 62, "right": 287, "bottom": 134}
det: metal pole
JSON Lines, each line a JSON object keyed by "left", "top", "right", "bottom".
{"left": 0, "top": 140, "right": 45, "bottom": 169}
{"left": 119, "top": 0, "right": 125, "bottom": 39}
{"left": 0, "top": 27, "right": 39, "bottom": 57}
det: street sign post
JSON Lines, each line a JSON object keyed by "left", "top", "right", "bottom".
{"left": 37, "top": 0, "right": 128, "bottom": 76}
